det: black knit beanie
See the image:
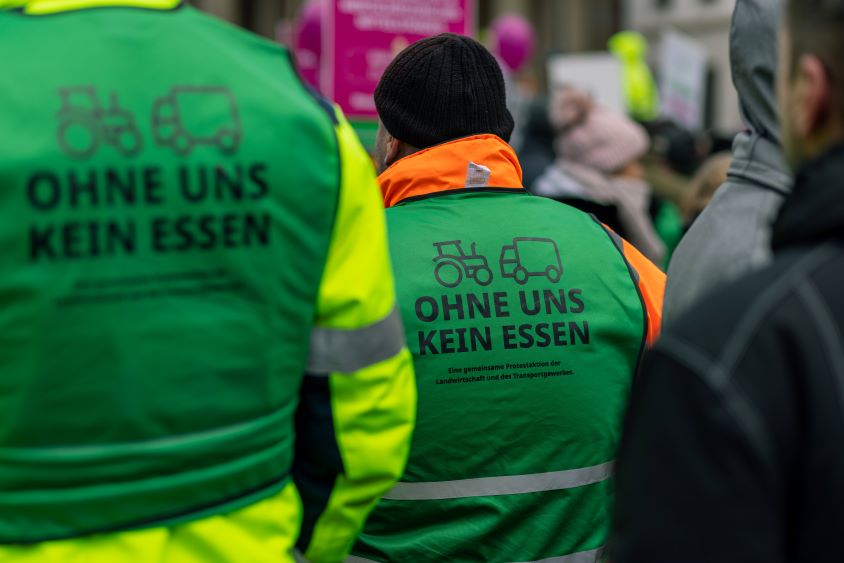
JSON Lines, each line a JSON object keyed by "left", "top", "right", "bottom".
{"left": 374, "top": 33, "right": 515, "bottom": 149}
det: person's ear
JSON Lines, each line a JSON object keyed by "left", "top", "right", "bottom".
{"left": 792, "top": 54, "right": 832, "bottom": 139}
{"left": 383, "top": 134, "right": 404, "bottom": 170}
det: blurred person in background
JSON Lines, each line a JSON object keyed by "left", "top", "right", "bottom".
{"left": 611, "top": 0, "right": 844, "bottom": 560}
{"left": 641, "top": 122, "right": 734, "bottom": 266}
{"left": 662, "top": 0, "right": 793, "bottom": 325}
{"left": 680, "top": 151, "right": 732, "bottom": 226}
{"left": 640, "top": 122, "right": 703, "bottom": 269}
{"left": 349, "top": 33, "right": 665, "bottom": 563}
{"left": 491, "top": 13, "right": 537, "bottom": 155}
{"left": 643, "top": 120, "right": 705, "bottom": 208}
{"left": 534, "top": 88, "right": 666, "bottom": 265}
{"left": 518, "top": 96, "right": 558, "bottom": 189}
{"left": 0, "top": 1, "right": 415, "bottom": 562}
{"left": 608, "top": 31, "right": 661, "bottom": 123}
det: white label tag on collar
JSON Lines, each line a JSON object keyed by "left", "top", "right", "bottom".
{"left": 465, "top": 162, "right": 491, "bottom": 188}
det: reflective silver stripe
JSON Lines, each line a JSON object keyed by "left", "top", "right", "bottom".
{"left": 346, "top": 548, "right": 603, "bottom": 563}
{"left": 512, "top": 547, "right": 604, "bottom": 563}
{"left": 307, "top": 306, "right": 405, "bottom": 374}
{"left": 382, "top": 461, "right": 613, "bottom": 501}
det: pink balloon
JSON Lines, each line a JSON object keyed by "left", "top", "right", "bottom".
{"left": 491, "top": 13, "right": 536, "bottom": 74}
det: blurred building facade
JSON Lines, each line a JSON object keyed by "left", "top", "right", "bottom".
{"left": 191, "top": 0, "right": 622, "bottom": 52}
{"left": 191, "top": 0, "right": 740, "bottom": 131}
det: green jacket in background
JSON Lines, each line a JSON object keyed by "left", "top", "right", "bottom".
{"left": 0, "top": 2, "right": 415, "bottom": 561}
{"left": 608, "top": 31, "right": 661, "bottom": 122}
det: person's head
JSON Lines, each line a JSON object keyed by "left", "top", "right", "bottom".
{"left": 549, "top": 87, "right": 650, "bottom": 179}
{"left": 779, "top": 0, "right": 844, "bottom": 167}
{"left": 682, "top": 152, "right": 732, "bottom": 225}
{"left": 373, "top": 33, "right": 515, "bottom": 174}
{"left": 646, "top": 120, "right": 701, "bottom": 177}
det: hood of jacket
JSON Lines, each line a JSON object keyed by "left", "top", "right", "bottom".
{"left": 773, "top": 144, "right": 844, "bottom": 251}
{"left": 728, "top": 0, "right": 792, "bottom": 196}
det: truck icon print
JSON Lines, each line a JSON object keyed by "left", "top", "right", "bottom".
{"left": 499, "top": 237, "right": 563, "bottom": 285}
{"left": 152, "top": 86, "right": 242, "bottom": 156}
{"left": 432, "top": 240, "right": 494, "bottom": 288}
{"left": 56, "top": 87, "right": 143, "bottom": 159}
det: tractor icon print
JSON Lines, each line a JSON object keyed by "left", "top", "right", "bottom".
{"left": 56, "top": 87, "right": 143, "bottom": 159}
{"left": 432, "top": 240, "right": 494, "bottom": 288}
{"left": 152, "top": 86, "right": 242, "bottom": 156}
{"left": 500, "top": 237, "right": 563, "bottom": 285}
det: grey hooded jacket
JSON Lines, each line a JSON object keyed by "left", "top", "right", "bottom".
{"left": 662, "top": 0, "right": 793, "bottom": 326}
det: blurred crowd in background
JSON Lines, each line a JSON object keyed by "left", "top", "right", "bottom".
{"left": 7, "top": 0, "right": 844, "bottom": 560}
{"left": 192, "top": 0, "right": 740, "bottom": 272}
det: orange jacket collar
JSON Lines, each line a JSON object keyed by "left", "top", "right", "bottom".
{"left": 378, "top": 134, "right": 524, "bottom": 208}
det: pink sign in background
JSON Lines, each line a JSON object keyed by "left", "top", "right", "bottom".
{"left": 293, "top": 0, "right": 325, "bottom": 92}
{"left": 324, "top": 0, "right": 475, "bottom": 121}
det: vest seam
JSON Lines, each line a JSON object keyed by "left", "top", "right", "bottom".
{"left": 717, "top": 243, "right": 836, "bottom": 375}
{"left": 651, "top": 334, "right": 777, "bottom": 471}
{"left": 278, "top": 43, "right": 342, "bottom": 278}
{"left": 594, "top": 219, "right": 648, "bottom": 376}
{"left": 284, "top": 48, "right": 339, "bottom": 126}
{"left": 794, "top": 280, "right": 844, "bottom": 423}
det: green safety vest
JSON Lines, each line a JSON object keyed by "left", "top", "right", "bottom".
{"left": 0, "top": 2, "right": 343, "bottom": 543}
{"left": 355, "top": 189, "right": 646, "bottom": 562}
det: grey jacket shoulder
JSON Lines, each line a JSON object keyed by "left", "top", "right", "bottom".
{"left": 663, "top": 0, "right": 793, "bottom": 326}
{"left": 664, "top": 178, "right": 786, "bottom": 325}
